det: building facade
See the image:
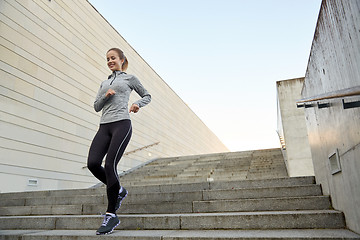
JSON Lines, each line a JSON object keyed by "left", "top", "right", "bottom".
{"left": 0, "top": 0, "right": 228, "bottom": 193}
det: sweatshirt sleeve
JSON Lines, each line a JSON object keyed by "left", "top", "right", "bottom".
{"left": 131, "top": 76, "right": 151, "bottom": 108}
{"left": 93, "top": 83, "right": 108, "bottom": 112}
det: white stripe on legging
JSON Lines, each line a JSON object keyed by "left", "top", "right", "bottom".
{"left": 113, "top": 124, "right": 132, "bottom": 185}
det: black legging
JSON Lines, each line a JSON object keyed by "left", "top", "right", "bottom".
{"left": 87, "top": 119, "right": 132, "bottom": 213}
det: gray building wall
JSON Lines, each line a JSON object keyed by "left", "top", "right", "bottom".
{"left": 276, "top": 78, "right": 313, "bottom": 177}
{"left": 302, "top": 0, "right": 360, "bottom": 233}
{"left": 0, "top": 0, "right": 228, "bottom": 193}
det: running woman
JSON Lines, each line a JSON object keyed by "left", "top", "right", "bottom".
{"left": 87, "top": 48, "right": 151, "bottom": 235}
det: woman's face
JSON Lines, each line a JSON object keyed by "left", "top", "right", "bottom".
{"left": 106, "top": 50, "right": 123, "bottom": 71}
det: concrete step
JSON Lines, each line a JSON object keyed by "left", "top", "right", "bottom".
{"left": 246, "top": 173, "right": 289, "bottom": 180}
{"left": 1, "top": 229, "right": 359, "bottom": 239}
{"left": 142, "top": 176, "right": 311, "bottom": 193}
{"left": 202, "top": 184, "right": 322, "bottom": 200}
{"left": 143, "top": 174, "right": 179, "bottom": 179}
{"left": 175, "top": 169, "right": 251, "bottom": 177}
{"left": 0, "top": 210, "right": 346, "bottom": 230}
{"left": 121, "top": 176, "right": 315, "bottom": 189}
{"left": 0, "top": 177, "right": 316, "bottom": 200}
{"left": 120, "top": 168, "right": 255, "bottom": 179}
{"left": 84, "top": 196, "right": 331, "bottom": 215}
{"left": 0, "top": 187, "right": 105, "bottom": 199}
{"left": 120, "top": 174, "right": 291, "bottom": 183}
{"left": 125, "top": 159, "right": 283, "bottom": 173}
{"left": 192, "top": 196, "right": 332, "bottom": 213}
{"left": 208, "top": 177, "right": 314, "bottom": 190}
{"left": 0, "top": 194, "right": 331, "bottom": 216}
{"left": 0, "top": 205, "right": 81, "bottom": 216}
{"left": 0, "top": 184, "right": 322, "bottom": 211}
{"left": 126, "top": 184, "right": 322, "bottom": 203}
{"left": 0, "top": 195, "right": 104, "bottom": 207}
{"left": 127, "top": 171, "right": 290, "bottom": 182}
{"left": 135, "top": 149, "right": 282, "bottom": 165}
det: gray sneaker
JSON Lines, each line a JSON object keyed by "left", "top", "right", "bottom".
{"left": 115, "top": 187, "right": 128, "bottom": 212}
{"left": 96, "top": 213, "right": 120, "bottom": 235}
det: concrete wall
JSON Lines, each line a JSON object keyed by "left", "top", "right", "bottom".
{"left": 302, "top": 0, "right": 360, "bottom": 233}
{"left": 0, "top": 0, "right": 228, "bottom": 193}
{"left": 276, "top": 78, "right": 313, "bottom": 177}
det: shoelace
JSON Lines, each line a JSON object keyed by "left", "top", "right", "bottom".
{"left": 101, "top": 214, "right": 112, "bottom": 226}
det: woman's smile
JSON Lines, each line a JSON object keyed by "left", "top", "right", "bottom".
{"left": 106, "top": 50, "right": 122, "bottom": 71}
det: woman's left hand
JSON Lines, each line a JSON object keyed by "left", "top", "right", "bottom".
{"left": 129, "top": 104, "right": 140, "bottom": 113}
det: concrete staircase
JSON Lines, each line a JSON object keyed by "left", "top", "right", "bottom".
{"left": 1, "top": 148, "right": 359, "bottom": 239}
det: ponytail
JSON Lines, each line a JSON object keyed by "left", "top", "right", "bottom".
{"left": 122, "top": 56, "right": 128, "bottom": 71}
{"left": 107, "top": 47, "right": 128, "bottom": 71}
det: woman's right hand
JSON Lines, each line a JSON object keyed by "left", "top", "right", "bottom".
{"left": 105, "top": 89, "right": 116, "bottom": 97}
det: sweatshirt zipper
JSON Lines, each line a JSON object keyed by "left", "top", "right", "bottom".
{"left": 110, "top": 72, "right": 116, "bottom": 85}
{"left": 110, "top": 71, "right": 125, "bottom": 85}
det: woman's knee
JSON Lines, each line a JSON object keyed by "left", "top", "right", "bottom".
{"left": 87, "top": 159, "right": 101, "bottom": 172}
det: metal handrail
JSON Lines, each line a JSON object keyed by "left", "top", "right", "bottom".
{"left": 296, "top": 86, "right": 360, "bottom": 104}
{"left": 123, "top": 142, "right": 160, "bottom": 156}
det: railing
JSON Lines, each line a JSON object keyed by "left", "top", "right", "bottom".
{"left": 296, "top": 86, "right": 360, "bottom": 109}
{"left": 123, "top": 142, "right": 160, "bottom": 156}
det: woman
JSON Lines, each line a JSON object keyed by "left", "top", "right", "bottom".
{"left": 87, "top": 48, "right": 151, "bottom": 235}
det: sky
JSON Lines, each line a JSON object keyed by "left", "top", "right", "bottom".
{"left": 88, "top": 0, "right": 322, "bottom": 152}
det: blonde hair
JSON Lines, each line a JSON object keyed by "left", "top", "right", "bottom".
{"left": 107, "top": 48, "right": 128, "bottom": 71}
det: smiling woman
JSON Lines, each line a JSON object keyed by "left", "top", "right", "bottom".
{"left": 87, "top": 47, "right": 151, "bottom": 235}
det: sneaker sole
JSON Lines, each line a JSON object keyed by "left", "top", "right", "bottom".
{"left": 96, "top": 220, "right": 120, "bottom": 235}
